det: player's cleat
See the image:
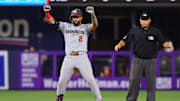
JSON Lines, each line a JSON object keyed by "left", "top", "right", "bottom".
{"left": 56, "top": 94, "right": 64, "bottom": 101}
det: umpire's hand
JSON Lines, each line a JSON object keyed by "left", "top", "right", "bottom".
{"left": 114, "top": 44, "right": 121, "bottom": 51}
{"left": 114, "top": 40, "right": 126, "bottom": 51}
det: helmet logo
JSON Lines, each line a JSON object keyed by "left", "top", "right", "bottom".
{"left": 72, "top": 10, "right": 77, "bottom": 13}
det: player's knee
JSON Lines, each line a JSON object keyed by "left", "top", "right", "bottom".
{"left": 88, "top": 78, "right": 96, "bottom": 84}
{"left": 86, "top": 77, "right": 96, "bottom": 84}
{"left": 57, "top": 81, "right": 62, "bottom": 86}
{"left": 58, "top": 79, "right": 65, "bottom": 86}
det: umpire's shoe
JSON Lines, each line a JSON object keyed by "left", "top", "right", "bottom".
{"left": 56, "top": 94, "right": 63, "bottom": 101}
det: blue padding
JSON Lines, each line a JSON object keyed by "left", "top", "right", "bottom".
{"left": 0, "top": 56, "right": 5, "bottom": 86}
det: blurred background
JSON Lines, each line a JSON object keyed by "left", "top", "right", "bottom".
{"left": 0, "top": 0, "right": 180, "bottom": 101}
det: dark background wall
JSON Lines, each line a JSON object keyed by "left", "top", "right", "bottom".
{"left": 0, "top": 6, "right": 180, "bottom": 51}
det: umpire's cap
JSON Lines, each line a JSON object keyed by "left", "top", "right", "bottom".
{"left": 71, "top": 8, "right": 83, "bottom": 17}
{"left": 140, "top": 11, "right": 151, "bottom": 20}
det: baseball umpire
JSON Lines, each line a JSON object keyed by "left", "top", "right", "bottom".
{"left": 114, "top": 11, "right": 174, "bottom": 101}
{"left": 43, "top": 2, "right": 102, "bottom": 101}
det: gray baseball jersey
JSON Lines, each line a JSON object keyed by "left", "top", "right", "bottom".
{"left": 58, "top": 21, "right": 91, "bottom": 54}
{"left": 56, "top": 21, "right": 102, "bottom": 101}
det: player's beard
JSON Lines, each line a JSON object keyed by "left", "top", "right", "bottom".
{"left": 73, "top": 21, "right": 81, "bottom": 26}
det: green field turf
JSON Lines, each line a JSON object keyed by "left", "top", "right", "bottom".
{"left": 0, "top": 90, "right": 179, "bottom": 101}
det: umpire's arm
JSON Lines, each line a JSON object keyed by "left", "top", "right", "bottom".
{"left": 114, "top": 40, "right": 126, "bottom": 51}
{"left": 157, "top": 30, "right": 174, "bottom": 51}
{"left": 114, "top": 29, "right": 133, "bottom": 51}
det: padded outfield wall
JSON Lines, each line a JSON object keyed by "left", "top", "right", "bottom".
{"left": 6, "top": 51, "right": 179, "bottom": 90}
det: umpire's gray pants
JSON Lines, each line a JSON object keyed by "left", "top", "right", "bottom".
{"left": 127, "top": 56, "right": 156, "bottom": 101}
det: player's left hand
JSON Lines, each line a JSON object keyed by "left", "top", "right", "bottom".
{"left": 86, "top": 6, "right": 95, "bottom": 15}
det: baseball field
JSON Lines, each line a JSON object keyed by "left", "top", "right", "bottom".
{"left": 0, "top": 90, "right": 179, "bottom": 101}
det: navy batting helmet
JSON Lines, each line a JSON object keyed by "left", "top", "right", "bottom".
{"left": 70, "top": 8, "right": 83, "bottom": 17}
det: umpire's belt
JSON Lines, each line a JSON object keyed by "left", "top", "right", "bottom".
{"left": 69, "top": 51, "right": 86, "bottom": 56}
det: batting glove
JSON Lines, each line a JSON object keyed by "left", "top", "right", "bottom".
{"left": 85, "top": 6, "right": 95, "bottom": 15}
{"left": 43, "top": 5, "right": 51, "bottom": 12}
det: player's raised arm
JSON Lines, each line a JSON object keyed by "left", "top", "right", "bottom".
{"left": 43, "top": 5, "right": 55, "bottom": 24}
{"left": 86, "top": 6, "right": 98, "bottom": 32}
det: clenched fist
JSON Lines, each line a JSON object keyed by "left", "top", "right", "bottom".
{"left": 86, "top": 6, "right": 95, "bottom": 15}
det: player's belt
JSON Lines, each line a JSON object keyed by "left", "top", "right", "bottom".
{"left": 70, "top": 51, "right": 86, "bottom": 56}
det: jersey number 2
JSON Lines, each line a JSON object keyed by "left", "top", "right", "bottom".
{"left": 79, "top": 36, "right": 83, "bottom": 42}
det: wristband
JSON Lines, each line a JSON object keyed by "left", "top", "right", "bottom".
{"left": 45, "top": 12, "right": 52, "bottom": 19}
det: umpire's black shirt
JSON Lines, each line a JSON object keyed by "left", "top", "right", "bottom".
{"left": 123, "top": 26, "right": 166, "bottom": 59}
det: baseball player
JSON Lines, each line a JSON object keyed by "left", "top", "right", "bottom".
{"left": 43, "top": 4, "right": 102, "bottom": 101}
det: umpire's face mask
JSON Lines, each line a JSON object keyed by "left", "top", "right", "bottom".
{"left": 140, "top": 18, "right": 151, "bottom": 30}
